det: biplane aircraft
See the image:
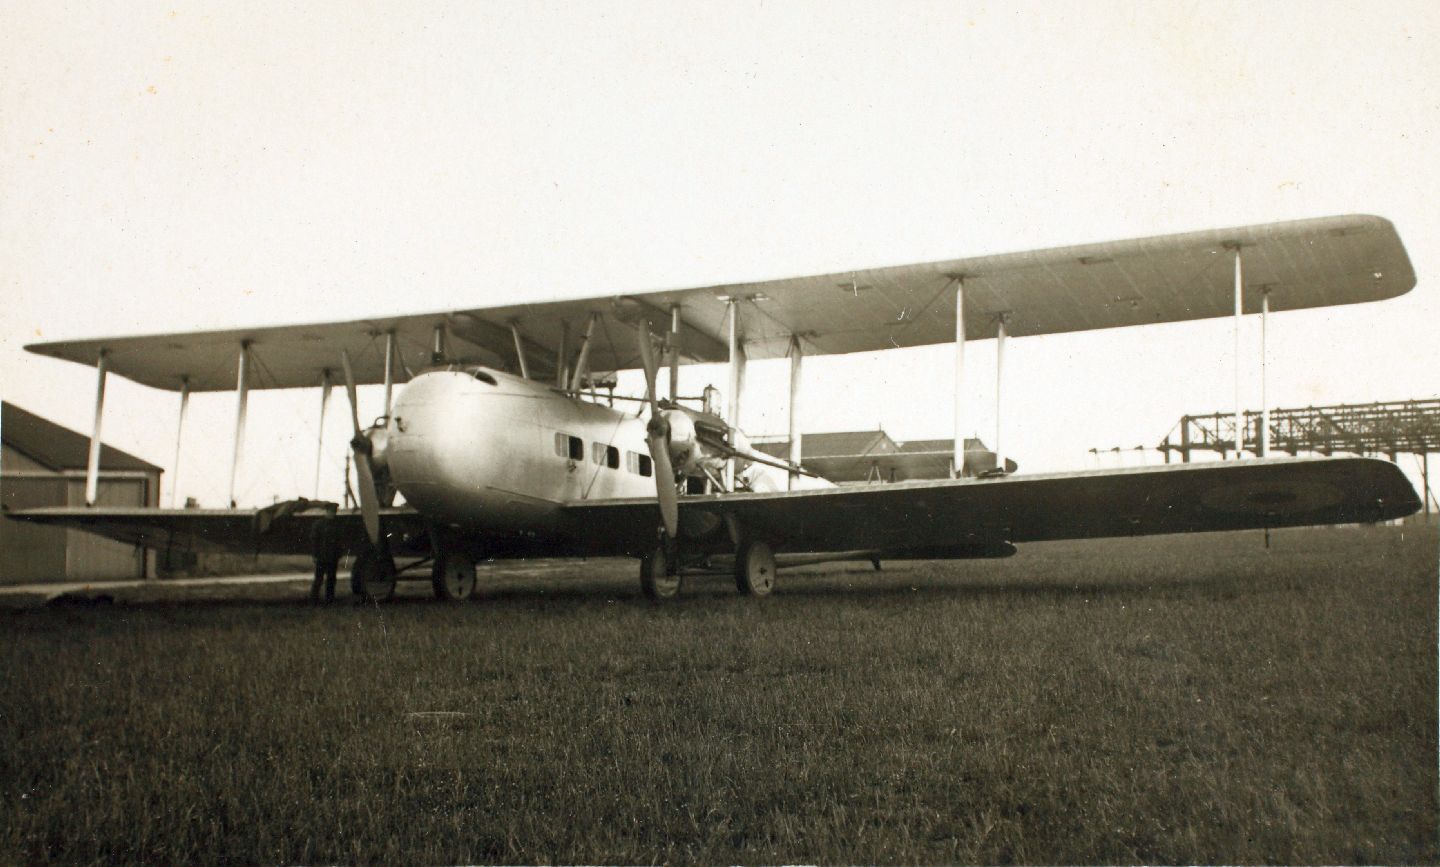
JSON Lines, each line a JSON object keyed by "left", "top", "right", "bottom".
{"left": 7, "top": 214, "right": 1422, "bottom": 601}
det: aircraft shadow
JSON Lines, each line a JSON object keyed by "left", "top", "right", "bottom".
{"left": 8, "top": 568, "right": 1267, "bottom": 615}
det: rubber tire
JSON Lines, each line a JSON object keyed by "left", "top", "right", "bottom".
{"left": 432, "top": 550, "right": 477, "bottom": 602}
{"left": 352, "top": 547, "right": 397, "bottom": 603}
{"left": 734, "top": 539, "right": 776, "bottom": 597}
{"left": 639, "top": 545, "right": 681, "bottom": 600}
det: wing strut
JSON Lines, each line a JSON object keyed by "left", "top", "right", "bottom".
{"left": 724, "top": 297, "right": 747, "bottom": 489}
{"left": 509, "top": 322, "right": 530, "bottom": 380}
{"left": 382, "top": 330, "right": 397, "bottom": 416}
{"left": 227, "top": 341, "right": 251, "bottom": 507}
{"left": 952, "top": 278, "right": 966, "bottom": 478}
{"left": 555, "top": 321, "right": 569, "bottom": 389}
{"left": 568, "top": 313, "right": 598, "bottom": 392}
{"left": 787, "top": 334, "right": 803, "bottom": 490}
{"left": 667, "top": 304, "right": 680, "bottom": 402}
{"left": 84, "top": 349, "right": 108, "bottom": 506}
{"left": 170, "top": 376, "right": 190, "bottom": 507}
{"left": 995, "top": 313, "right": 1008, "bottom": 473}
{"left": 313, "top": 369, "right": 332, "bottom": 499}
{"left": 431, "top": 323, "right": 447, "bottom": 363}
{"left": 1231, "top": 245, "right": 1244, "bottom": 458}
{"left": 1260, "top": 289, "right": 1271, "bottom": 456}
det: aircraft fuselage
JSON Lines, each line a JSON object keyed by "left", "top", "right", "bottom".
{"left": 387, "top": 367, "right": 657, "bottom": 539}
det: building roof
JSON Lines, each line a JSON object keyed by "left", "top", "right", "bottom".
{"left": 1, "top": 402, "right": 162, "bottom": 473}
{"left": 755, "top": 430, "right": 898, "bottom": 460}
{"left": 758, "top": 434, "right": 989, "bottom": 458}
{"left": 753, "top": 431, "right": 1010, "bottom": 482}
{"left": 895, "top": 438, "right": 954, "bottom": 454}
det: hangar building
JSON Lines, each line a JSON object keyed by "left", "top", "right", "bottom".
{"left": 1, "top": 401, "right": 161, "bottom": 583}
{"left": 753, "top": 430, "right": 1014, "bottom": 483}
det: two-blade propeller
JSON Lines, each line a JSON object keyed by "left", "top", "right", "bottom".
{"left": 636, "top": 320, "right": 818, "bottom": 527}
{"left": 340, "top": 350, "right": 383, "bottom": 549}
{"left": 636, "top": 322, "right": 679, "bottom": 538}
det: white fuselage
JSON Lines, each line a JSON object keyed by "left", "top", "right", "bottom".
{"left": 386, "top": 368, "right": 657, "bottom": 535}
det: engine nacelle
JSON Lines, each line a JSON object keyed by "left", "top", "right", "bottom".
{"left": 367, "top": 424, "right": 391, "bottom": 470}
{"left": 660, "top": 409, "right": 702, "bottom": 475}
{"left": 658, "top": 407, "right": 740, "bottom": 478}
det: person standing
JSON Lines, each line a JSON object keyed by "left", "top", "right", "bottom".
{"left": 310, "top": 505, "right": 344, "bottom": 604}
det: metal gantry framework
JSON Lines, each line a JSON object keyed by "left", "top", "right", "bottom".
{"left": 1158, "top": 398, "right": 1440, "bottom": 461}
{"left": 1156, "top": 397, "right": 1440, "bottom": 515}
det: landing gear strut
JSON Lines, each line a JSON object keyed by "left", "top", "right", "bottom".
{"left": 351, "top": 546, "right": 397, "bottom": 602}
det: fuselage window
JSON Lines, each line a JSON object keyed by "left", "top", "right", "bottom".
{"left": 627, "top": 450, "right": 653, "bottom": 477}
{"left": 554, "top": 432, "right": 583, "bottom": 460}
{"left": 593, "top": 443, "right": 620, "bottom": 469}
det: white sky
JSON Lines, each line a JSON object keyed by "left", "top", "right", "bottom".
{"left": 3, "top": 1, "right": 1438, "bottom": 507}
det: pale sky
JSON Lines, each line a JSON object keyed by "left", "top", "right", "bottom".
{"left": 3, "top": 1, "right": 1438, "bottom": 507}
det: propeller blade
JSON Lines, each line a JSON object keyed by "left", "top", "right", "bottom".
{"left": 351, "top": 437, "right": 382, "bottom": 546}
{"left": 647, "top": 419, "right": 679, "bottom": 538}
{"left": 340, "top": 350, "right": 362, "bottom": 437}
{"left": 340, "top": 350, "right": 382, "bottom": 548}
{"left": 637, "top": 320, "right": 677, "bottom": 536}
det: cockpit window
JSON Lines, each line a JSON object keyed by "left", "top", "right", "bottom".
{"left": 423, "top": 363, "right": 499, "bottom": 385}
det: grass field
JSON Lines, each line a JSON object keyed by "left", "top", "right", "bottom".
{"left": 2, "top": 526, "right": 1435, "bottom": 864}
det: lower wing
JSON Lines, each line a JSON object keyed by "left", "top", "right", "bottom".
{"left": 2, "top": 504, "right": 423, "bottom": 556}
{"left": 6, "top": 457, "right": 1419, "bottom": 560}
{"left": 560, "top": 456, "right": 1420, "bottom": 556}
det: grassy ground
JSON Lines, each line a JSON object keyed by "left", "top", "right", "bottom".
{"left": 1, "top": 526, "right": 1435, "bottom": 864}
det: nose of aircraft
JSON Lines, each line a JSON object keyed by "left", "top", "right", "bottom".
{"left": 385, "top": 370, "right": 476, "bottom": 504}
{"left": 384, "top": 367, "right": 526, "bottom": 523}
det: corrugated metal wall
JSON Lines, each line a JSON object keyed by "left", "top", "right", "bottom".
{"left": 0, "top": 476, "right": 69, "bottom": 583}
{"left": 1, "top": 442, "right": 157, "bottom": 584}
{"left": 63, "top": 478, "right": 147, "bottom": 580}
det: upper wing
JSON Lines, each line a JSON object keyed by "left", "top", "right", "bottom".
{"left": 560, "top": 457, "right": 1421, "bottom": 556}
{"left": 25, "top": 214, "right": 1413, "bottom": 391}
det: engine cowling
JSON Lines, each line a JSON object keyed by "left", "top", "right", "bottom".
{"left": 657, "top": 406, "right": 747, "bottom": 479}
{"left": 661, "top": 409, "right": 697, "bottom": 474}
{"left": 367, "top": 424, "right": 390, "bottom": 471}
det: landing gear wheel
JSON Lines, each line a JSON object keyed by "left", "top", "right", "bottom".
{"left": 351, "top": 547, "right": 397, "bottom": 602}
{"left": 735, "top": 540, "right": 776, "bottom": 597}
{"left": 432, "top": 550, "right": 477, "bottom": 602}
{"left": 640, "top": 544, "right": 681, "bottom": 600}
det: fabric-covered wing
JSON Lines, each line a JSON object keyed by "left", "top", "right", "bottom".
{"left": 25, "top": 214, "right": 1413, "bottom": 391}
{"left": 560, "top": 457, "right": 1420, "bottom": 556}
{"left": 2, "top": 506, "right": 427, "bottom": 556}
{"left": 702, "top": 213, "right": 1414, "bottom": 359}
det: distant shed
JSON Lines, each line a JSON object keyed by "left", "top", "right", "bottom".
{"left": 753, "top": 430, "right": 1013, "bottom": 482}
{"left": 1, "top": 401, "right": 162, "bottom": 583}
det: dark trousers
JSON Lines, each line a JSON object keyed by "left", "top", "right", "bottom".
{"left": 311, "top": 559, "right": 338, "bottom": 602}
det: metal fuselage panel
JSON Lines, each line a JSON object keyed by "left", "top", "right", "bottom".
{"left": 387, "top": 369, "right": 655, "bottom": 539}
